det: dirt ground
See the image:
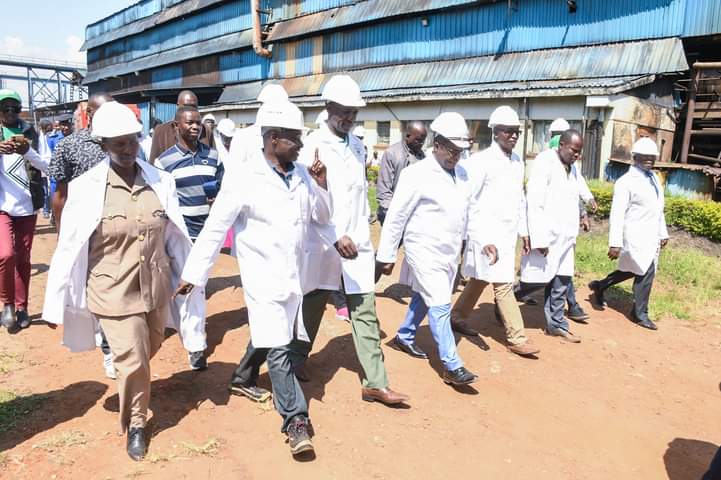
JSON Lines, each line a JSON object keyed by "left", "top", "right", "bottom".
{"left": 1, "top": 216, "right": 720, "bottom": 480}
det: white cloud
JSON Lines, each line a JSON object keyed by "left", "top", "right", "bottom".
{"left": 0, "top": 35, "right": 86, "bottom": 66}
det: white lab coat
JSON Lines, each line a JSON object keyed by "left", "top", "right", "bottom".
{"left": 521, "top": 148, "right": 582, "bottom": 283}
{"left": 298, "top": 122, "right": 375, "bottom": 295}
{"left": 181, "top": 148, "right": 332, "bottom": 348}
{"left": 609, "top": 165, "right": 669, "bottom": 275}
{"left": 42, "top": 158, "right": 206, "bottom": 352}
{"left": 460, "top": 142, "right": 527, "bottom": 283}
{"left": 376, "top": 155, "right": 470, "bottom": 307}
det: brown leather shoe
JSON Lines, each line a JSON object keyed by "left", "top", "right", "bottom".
{"left": 361, "top": 387, "right": 409, "bottom": 406}
{"left": 545, "top": 327, "right": 581, "bottom": 343}
{"left": 451, "top": 317, "right": 479, "bottom": 336}
{"left": 507, "top": 342, "right": 540, "bottom": 357}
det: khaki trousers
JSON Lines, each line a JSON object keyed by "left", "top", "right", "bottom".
{"left": 452, "top": 278, "right": 528, "bottom": 346}
{"left": 98, "top": 305, "right": 167, "bottom": 432}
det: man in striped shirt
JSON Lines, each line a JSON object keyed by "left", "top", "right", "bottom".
{"left": 156, "top": 106, "right": 224, "bottom": 240}
{"left": 156, "top": 106, "right": 224, "bottom": 370}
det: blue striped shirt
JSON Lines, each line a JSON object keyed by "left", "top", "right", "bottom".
{"left": 156, "top": 142, "right": 224, "bottom": 239}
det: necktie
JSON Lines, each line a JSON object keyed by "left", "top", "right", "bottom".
{"left": 646, "top": 171, "right": 659, "bottom": 197}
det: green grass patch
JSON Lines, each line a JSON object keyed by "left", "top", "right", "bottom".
{"left": 575, "top": 231, "right": 721, "bottom": 322}
{"left": 0, "top": 390, "right": 47, "bottom": 434}
{"left": 368, "top": 184, "right": 378, "bottom": 215}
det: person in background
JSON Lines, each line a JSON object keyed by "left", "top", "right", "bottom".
{"left": 37, "top": 119, "right": 53, "bottom": 218}
{"left": 202, "top": 113, "right": 216, "bottom": 135}
{"left": 376, "top": 112, "right": 480, "bottom": 387}
{"left": 47, "top": 114, "right": 72, "bottom": 152}
{"left": 175, "top": 100, "right": 331, "bottom": 456}
{"left": 50, "top": 94, "right": 112, "bottom": 231}
{"left": 589, "top": 138, "right": 668, "bottom": 331}
{"left": 42, "top": 101, "right": 204, "bottom": 461}
{"left": 149, "top": 90, "right": 213, "bottom": 163}
{"left": 214, "top": 118, "right": 236, "bottom": 165}
{"left": 0, "top": 89, "right": 47, "bottom": 330}
{"left": 451, "top": 106, "right": 540, "bottom": 357}
{"left": 376, "top": 121, "right": 427, "bottom": 225}
{"left": 155, "top": 106, "right": 223, "bottom": 371}
{"left": 520, "top": 130, "right": 586, "bottom": 343}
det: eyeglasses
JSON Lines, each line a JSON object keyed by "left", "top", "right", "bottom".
{"left": 2, "top": 106, "right": 21, "bottom": 114}
{"left": 438, "top": 141, "right": 465, "bottom": 158}
{"left": 496, "top": 127, "right": 520, "bottom": 136}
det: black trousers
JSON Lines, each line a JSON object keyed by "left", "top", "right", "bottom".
{"left": 596, "top": 263, "right": 656, "bottom": 321}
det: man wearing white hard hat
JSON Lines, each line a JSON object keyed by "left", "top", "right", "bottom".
{"left": 213, "top": 117, "right": 236, "bottom": 165}
{"left": 377, "top": 111, "right": 480, "bottom": 386}
{"left": 520, "top": 129, "right": 587, "bottom": 343}
{"left": 296, "top": 74, "right": 409, "bottom": 406}
{"left": 589, "top": 137, "right": 668, "bottom": 330}
{"left": 516, "top": 117, "right": 597, "bottom": 325}
{"left": 227, "top": 83, "right": 289, "bottom": 173}
{"left": 451, "top": 106, "right": 540, "bottom": 357}
{"left": 43, "top": 101, "right": 205, "bottom": 461}
{"left": 175, "top": 99, "right": 331, "bottom": 456}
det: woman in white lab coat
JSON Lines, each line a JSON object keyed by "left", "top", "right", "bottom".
{"left": 589, "top": 137, "right": 669, "bottom": 330}
{"left": 520, "top": 130, "right": 585, "bottom": 342}
{"left": 42, "top": 102, "right": 205, "bottom": 461}
{"left": 376, "top": 112, "right": 479, "bottom": 387}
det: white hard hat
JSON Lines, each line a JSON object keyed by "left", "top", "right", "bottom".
{"left": 488, "top": 106, "right": 521, "bottom": 128}
{"left": 217, "top": 118, "right": 236, "bottom": 137}
{"left": 321, "top": 75, "right": 366, "bottom": 108}
{"left": 91, "top": 101, "right": 142, "bottom": 138}
{"left": 256, "top": 100, "right": 305, "bottom": 131}
{"left": 631, "top": 137, "right": 659, "bottom": 156}
{"left": 549, "top": 118, "right": 570, "bottom": 133}
{"left": 315, "top": 110, "right": 328, "bottom": 126}
{"left": 257, "top": 83, "right": 289, "bottom": 104}
{"left": 430, "top": 112, "right": 470, "bottom": 149}
{"left": 352, "top": 125, "right": 366, "bottom": 139}
{"left": 202, "top": 113, "right": 216, "bottom": 123}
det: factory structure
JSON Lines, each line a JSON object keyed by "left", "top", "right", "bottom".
{"left": 82, "top": 0, "right": 721, "bottom": 199}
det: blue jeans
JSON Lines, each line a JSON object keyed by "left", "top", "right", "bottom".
{"left": 544, "top": 275, "right": 572, "bottom": 332}
{"left": 397, "top": 292, "right": 463, "bottom": 371}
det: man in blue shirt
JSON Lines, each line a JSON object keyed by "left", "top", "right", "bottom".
{"left": 156, "top": 106, "right": 224, "bottom": 370}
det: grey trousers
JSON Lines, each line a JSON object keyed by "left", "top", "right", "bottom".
{"left": 596, "top": 263, "right": 656, "bottom": 321}
{"left": 515, "top": 279, "right": 580, "bottom": 309}
{"left": 544, "top": 275, "right": 572, "bottom": 332}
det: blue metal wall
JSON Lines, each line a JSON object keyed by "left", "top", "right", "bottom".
{"left": 151, "top": 65, "right": 183, "bottom": 89}
{"left": 88, "top": 1, "right": 251, "bottom": 66}
{"left": 91, "top": 0, "right": 721, "bottom": 85}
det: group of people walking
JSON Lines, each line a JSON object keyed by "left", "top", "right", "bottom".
{"left": 0, "top": 74, "right": 669, "bottom": 461}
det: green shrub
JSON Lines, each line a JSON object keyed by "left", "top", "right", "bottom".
{"left": 589, "top": 182, "right": 721, "bottom": 242}
{"left": 367, "top": 165, "right": 380, "bottom": 184}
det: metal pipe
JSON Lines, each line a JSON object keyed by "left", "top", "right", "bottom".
{"left": 692, "top": 61, "right": 721, "bottom": 69}
{"left": 680, "top": 68, "right": 701, "bottom": 164}
{"left": 252, "top": 0, "right": 272, "bottom": 58}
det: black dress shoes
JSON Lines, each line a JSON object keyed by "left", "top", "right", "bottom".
{"left": 16, "top": 310, "right": 31, "bottom": 329}
{"left": 631, "top": 311, "right": 658, "bottom": 330}
{"left": 588, "top": 281, "right": 607, "bottom": 308}
{"left": 1, "top": 304, "right": 16, "bottom": 329}
{"left": 127, "top": 427, "right": 147, "bottom": 461}
{"left": 392, "top": 336, "right": 428, "bottom": 359}
{"left": 442, "top": 366, "right": 478, "bottom": 386}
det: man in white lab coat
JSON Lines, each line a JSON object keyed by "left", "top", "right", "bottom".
{"left": 295, "top": 75, "right": 409, "bottom": 406}
{"left": 589, "top": 137, "right": 668, "bottom": 330}
{"left": 377, "top": 112, "right": 480, "bottom": 386}
{"left": 515, "top": 118, "right": 597, "bottom": 324}
{"left": 451, "top": 106, "right": 540, "bottom": 357}
{"left": 174, "top": 100, "right": 331, "bottom": 456}
{"left": 521, "top": 129, "right": 586, "bottom": 343}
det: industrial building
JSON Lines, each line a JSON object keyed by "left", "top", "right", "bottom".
{"left": 83, "top": 0, "right": 721, "bottom": 198}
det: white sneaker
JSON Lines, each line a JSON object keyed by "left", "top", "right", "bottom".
{"left": 103, "top": 352, "right": 116, "bottom": 379}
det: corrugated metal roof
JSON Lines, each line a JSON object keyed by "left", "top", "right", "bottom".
{"left": 84, "top": 30, "right": 253, "bottom": 84}
{"left": 216, "top": 37, "right": 688, "bottom": 104}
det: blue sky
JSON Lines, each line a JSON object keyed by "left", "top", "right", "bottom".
{"left": 1, "top": 1, "right": 135, "bottom": 106}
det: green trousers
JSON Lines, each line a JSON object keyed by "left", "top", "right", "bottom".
{"left": 289, "top": 289, "right": 388, "bottom": 389}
